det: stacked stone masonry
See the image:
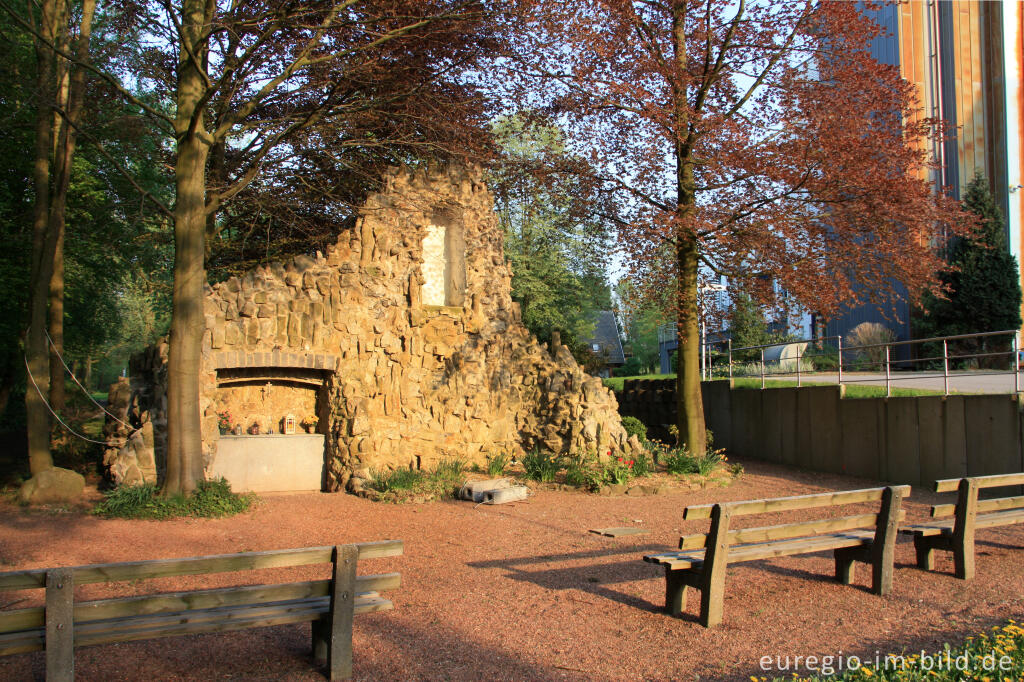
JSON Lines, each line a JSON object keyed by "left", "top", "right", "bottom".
{"left": 105, "top": 164, "right": 639, "bottom": 492}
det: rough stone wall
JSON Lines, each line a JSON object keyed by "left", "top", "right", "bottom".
{"left": 102, "top": 343, "right": 168, "bottom": 485}
{"left": 107, "top": 164, "right": 638, "bottom": 490}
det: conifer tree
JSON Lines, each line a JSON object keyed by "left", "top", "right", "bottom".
{"left": 919, "top": 173, "right": 1022, "bottom": 360}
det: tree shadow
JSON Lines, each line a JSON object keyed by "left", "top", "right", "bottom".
{"left": 466, "top": 544, "right": 668, "bottom": 613}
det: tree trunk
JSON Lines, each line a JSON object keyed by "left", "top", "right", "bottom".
{"left": 675, "top": 235, "right": 706, "bottom": 456}
{"left": 46, "top": 0, "right": 96, "bottom": 416}
{"left": 671, "top": 1, "right": 707, "bottom": 457}
{"left": 48, "top": 231, "right": 65, "bottom": 413}
{"left": 164, "top": 0, "right": 212, "bottom": 496}
{"left": 25, "top": 0, "right": 62, "bottom": 476}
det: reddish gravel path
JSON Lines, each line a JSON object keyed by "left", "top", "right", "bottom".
{"left": 0, "top": 459, "right": 1021, "bottom": 681}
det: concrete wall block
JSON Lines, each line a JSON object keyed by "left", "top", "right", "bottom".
{"left": 916, "top": 397, "right": 946, "bottom": 485}
{"left": 964, "top": 395, "right": 1020, "bottom": 476}
{"left": 884, "top": 398, "right": 921, "bottom": 485}
{"left": 840, "top": 398, "right": 882, "bottom": 480}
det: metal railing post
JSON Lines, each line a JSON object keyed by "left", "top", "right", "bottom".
{"left": 1014, "top": 336, "right": 1020, "bottom": 394}
{"left": 885, "top": 345, "right": 891, "bottom": 397}
{"left": 837, "top": 336, "right": 843, "bottom": 387}
{"left": 942, "top": 339, "right": 949, "bottom": 396}
{"left": 728, "top": 339, "right": 733, "bottom": 380}
{"left": 760, "top": 347, "right": 765, "bottom": 390}
{"left": 708, "top": 344, "right": 713, "bottom": 380}
{"left": 797, "top": 342, "right": 802, "bottom": 387}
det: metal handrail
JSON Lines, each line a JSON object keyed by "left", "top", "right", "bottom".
{"left": 701, "top": 329, "right": 1022, "bottom": 396}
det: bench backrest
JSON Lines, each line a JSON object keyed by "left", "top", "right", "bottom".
{"left": 680, "top": 486, "right": 910, "bottom": 550}
{"left": 0, "top": 540, "right": 402, "bottom": 637}
{"left": 931, "top": 474, "right": 1024, "bottom": 519}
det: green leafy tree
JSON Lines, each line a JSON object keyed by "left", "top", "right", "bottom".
{"left": 917, "top": 173, "right": 1022, "bottom": 364}
{"left": 614, "top": 278, "right": 664, "bottom": 375}
{"left": 490, "top": 113, "right": 613, "bottom": 357}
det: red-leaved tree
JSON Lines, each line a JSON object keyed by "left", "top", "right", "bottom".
{"left": 511, "top": 0, "right": 970, "bottom": 456}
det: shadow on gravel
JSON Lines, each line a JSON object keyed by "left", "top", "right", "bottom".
{"left": 356, "top": 614, "right": 579, "bottom": 680}
{"left": 467, "top": 544, "right": 666, "bottom": 613}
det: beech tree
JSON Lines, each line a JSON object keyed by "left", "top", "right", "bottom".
{"left": 513, "top": 0, "right": 969, "bottom": 455}
{"left": 136, "top": 1, "right": 496, "bottom": 495}
{"left": 9, "top": 1, "right": 499, "bottom": 496}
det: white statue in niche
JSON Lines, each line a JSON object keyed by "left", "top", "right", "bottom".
{"left": 421, "top": 223, "right": 448, "bottom": 306}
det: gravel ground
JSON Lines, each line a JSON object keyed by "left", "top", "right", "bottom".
{"left": 0, "top": 459, "right": 1021, "bottom": 681}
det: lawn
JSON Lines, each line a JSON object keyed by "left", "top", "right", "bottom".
{"left": 604, "top": 373, "right": 948, "bottom": 398}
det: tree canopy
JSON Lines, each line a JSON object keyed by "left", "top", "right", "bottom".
{"left": 506, "top": 0, "right": 970, "bottom": 455}
{"left": 489, "top": 113, "right": 613, "bottom": 359}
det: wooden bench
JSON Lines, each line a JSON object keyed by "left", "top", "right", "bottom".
{"left": 0, "top": 540, "right": 402, "bottom": 681}
{"left": 901, "top": 473, "right": 1024, "bottom": 580}
{"left": 643, "top": 486, "right": 908, "bottom": 627}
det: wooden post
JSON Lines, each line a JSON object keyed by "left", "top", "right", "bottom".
{"left": 45, "top": 568, "right": 74, "bottom": 682}
{"left": 952, "top": 478, "right": 979, "bottom": 580}
{"left": 327, "top": 545, "right": 358, "bottom": 680}
{"left": 833, "top": 546, "right": 858, "bottom": 585}
{"left": 312, "top": 618, "right": 328, "bottom": 664}
{"left": 913, "top": 535, "right": 936, "bottom": 571}
{"left": 699, "top": 504, "right": 732, "bottom": 627}
{"left": 870, "top": 486, "right": 902, "bottom": 595}
{"left": 664, "top": 567, "right": 688, "bottom": 616}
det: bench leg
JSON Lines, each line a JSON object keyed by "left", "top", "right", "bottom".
{"left": 698, "top": 578, "right": 725, "bottom": 628}
{"left": 312, "top": 618, "right": 328, "bottom": 665}
{"left": 951, "top": 478, "right": 978, "bottom": 581}
{"left": 953, "top": 537, "right": 975, "bottom": 581}
{"left": 327, "top": 545, "right": 358, "bottom": 680}
{"left": 913, "top": 535, "right": 935, "bottom": 571}
{"left": 834, "top": 547, "right": 857, "bottom": 585}
{"left": 664, "top": 568, "right": 688, "bottom": 617}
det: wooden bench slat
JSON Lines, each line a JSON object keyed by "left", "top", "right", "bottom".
{"left": 935, "top": 473, "right": 1024, "bottom": 493}
{"left": 648, "top": 530, "right": 875, "bottom": 570}
{"left": 0, "top": 593, "right": 393, "bottom": 656}
{"left": 903, "top": 508, "right": 1024, "bottom": 538}
{"left": 0, "top": 573, "right": 400, "bottom": 634}
{"left": 678, "top": 512, "right": 899, "bottom": 550}
{"left": 683, "top": 486, "right": 910, "bottom": 519}
{"left": 0, "top": 541, "right": 403, "bottom": 591}
{"left": 932, "top": 495, "right": 1024, "bottom": 518}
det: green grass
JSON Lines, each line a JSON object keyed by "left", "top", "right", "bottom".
{"left": 728, "top": 377, "right": 946, "bottom": 398}
{"left": 605, "top": 374, "right": 952, "bottom": 398}
{"left": 773, "top": 619, "right": 1024, "bottom": 680}
{"left": 367, "top": 458, "right": 470, "bottom": 503}
{"left": 93, "top": 478, "right": 255, "bottom": 520}
{"left": 522, "top": 449, "right": 561, "bottom": 483}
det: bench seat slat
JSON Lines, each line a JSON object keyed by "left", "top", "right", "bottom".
{"left": 0, "top": 541, "right": 403, "bottom": 591}
{"left": 683, "top": 486, "right": 910, "bottom": 520}
{"left": 647, "top": 530, "right": 875, "bottom": 570}
{"left": 0, "top": 573, "right": 400, "bottom": 634}
{"left": 0, "top": 593, "right": 393, "bottom": 656}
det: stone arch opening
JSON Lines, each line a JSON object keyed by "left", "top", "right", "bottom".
{"left": 209, "top": 352, "right": 337, "bottom": 492}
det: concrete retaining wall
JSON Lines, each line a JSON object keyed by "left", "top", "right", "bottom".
{"left": 617, "top": 379, "right": 1024, "bottom": 485}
